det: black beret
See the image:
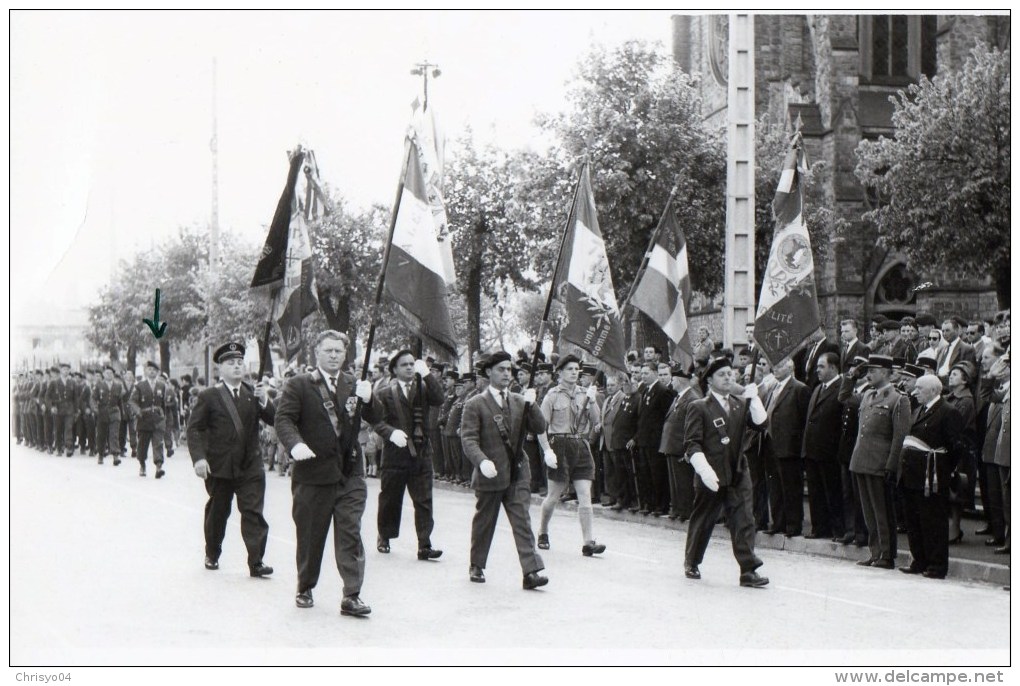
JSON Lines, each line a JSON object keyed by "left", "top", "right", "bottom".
{"left": 899, "top": 316, "right": 917, "bottom": 327}
{"left": 34, "top": 370, "right": 44, "bottom": 376}
{"left": 213, "top": 341, "right": 245, "bottom": 364}
{"left": 916, "top": 357, "right": 938, "bottom": 372}
{"left": 703, "top": 357, "right": 732, "bottom": 380}
{"left": 556, "top": 354, "right": 581, "bottom": 371}
{"left": 59, "top": 362, "right": 71, "bottom": 368}
{"left": 914, "top": 313, "right": 938, "bottom": 327}
{"left": 389, "top": 350, "right": 414, "bottom": 373}
{"left": 49, "top": 366, "right": 59, "bottom": 373}
{"left": 479, "top": 351, "right": 513, "bottom": 373}
{"left": 871, "top": 315, "right": 888, "bottom": 324}
{"left": 865, "top": 354, "right": 894, "bottom": 370}
{"left": 103, "top": 365, "right": 115, "bottom": 373}
{"left": 145, "top": 360, "right": 160, "bottom": 371}
{"left": 880, "top": 320, "right": 901, "bottom": 332}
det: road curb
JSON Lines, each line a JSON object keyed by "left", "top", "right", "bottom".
{"left": 432, "top": 480, "right": 1010, "bottom": 587}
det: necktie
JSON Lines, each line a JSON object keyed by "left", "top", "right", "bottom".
{"left": 232, "top": 388, "right": 239, "bottom": 401}
{"left": 501, "top": 391, "right": 509, "bottom": 409}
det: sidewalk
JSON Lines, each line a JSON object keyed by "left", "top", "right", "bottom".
{"left": 431, "top": 479, "right": 1011, "bottom": 587}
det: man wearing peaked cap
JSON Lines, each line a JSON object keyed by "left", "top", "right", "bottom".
{"left": 189, "top": 340, "right": 278, "bottom": 578}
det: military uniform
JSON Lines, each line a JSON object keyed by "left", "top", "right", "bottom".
{"left": 95, "top": 370, "right": 125, "bottom": 462}
{"left": 46, "top": 368, "right": 78, "bottom": 456}
{"left": 839, "top": 366, "right": 910, "bottom": 567}
{"left": 130, "top": 364, "right": 169, "bottom": 477}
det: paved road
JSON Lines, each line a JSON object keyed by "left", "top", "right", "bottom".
{"left": 9, "top": 442, "right": 1010, "bottom": 666}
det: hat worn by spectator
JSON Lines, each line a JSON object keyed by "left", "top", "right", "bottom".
{"left": 950, "top": 361, "right": 976, "bottom": 381}
{"left": 880, "top": 320, "right": 900, "bottom": 332}
{"left": 145, "top": 360, "right": 160, "bottom": 371}
{"left": 49, "top": 366, "right": 59, "bottom": 373}
{"left": 517, "top": 362, "right": 533, "bottom": 374}
{"left": 703, "top": 357, "right": 732, "bottom": 381}
{"left": 865, "top": 354, "right": 894, "bottom": 370}
{"left": 671, "top": 362, "right": 693, "bottom": 379}
{"left": 901, "top": 364, "right": 925, "bottom": 379}
{"left": 556, "top": 354, "right": 581, "bottom": 371}
{"left": 900, "top": 316, "right": 917, "bottom": 328}
{"left": 214, "top": 342, "right": 245, "bottom": 364}
{"left": 914, "top": 313, "right": 937, "bottom": 327}
{"left": 103, "top": 365, "right": 116, "bottom": 373}
{"left": 949, "top": 315, "right": 968, "bottom": 329}
{"left": 872, "top": 314, "right": 888, "bottom": 324}
{"left": 916, "top": 357, "right": 938, "bottom": 372}
{"left": 59, "top": 362, "right": 71, "bottom": 369}
{"left": 580, "top": 364, "right": 597, "bottom": 377}
{"left": 461, "top": 372, "right": 476, "bottom": 382}
{"left": 377, "top": 357, "right": 390, "bottom": 370}
{"left": 479, "top": 351, "right": 513, "bottom": 373}
{"left": 444, "top": 370, "right": 460, "bottom": 381}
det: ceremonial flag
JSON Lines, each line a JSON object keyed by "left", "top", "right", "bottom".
{"left": 384, "top": 144, "right": 458, "bottom": 360}
{"left": 252, "top": 149, "right": 320, "bottom": 362}
{"left": 628, "top": 197, "right": 694, "bottom": 362}
{"left": 551, "top": 163, "right": 628, "bottom": 372}
{"left": 407, "top": 98, "right": 456, "bottom": 287}
{"left": 753, "top": 137, "right": 820, "bottom": 365}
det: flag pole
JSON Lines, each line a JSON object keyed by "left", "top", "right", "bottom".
{"left": 510, "top": 159, "right": 587, "bottom": 472}
{"left": 622, "top": 179, "right": 681, "bottom": 312}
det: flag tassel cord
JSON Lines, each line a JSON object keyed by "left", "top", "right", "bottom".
{"left": 511, "top": 162, "right": 586, "bottom": 463}
{"left": 622, "top": 180, "right": 681, "bottom": 312}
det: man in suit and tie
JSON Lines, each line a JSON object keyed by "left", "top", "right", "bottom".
{"left": 275, "top": 330, "right": 375, "bottom": 616}
{"left": 839, "top": 319, "right": 870, "bottom": 374}
{"left": 762, "top": 358, "right": 811, "bottom": 537}
{"left": 795, "top": 328, "right": 839, "bottom": 389}
{"left": 633, "top": 361, "right": 676, "bottom": 516}
{"left": 683, "top": 357, "right": 769, "bottom": 586}
{"left": 936, "top": 316, "right": 977, "bottom": 383}
{"left": 371, "top": 349, "right": 445, "bottom": 560}
{"left": 802, "top": 352, "right": 846, "bottom": 539}
{"left": 660, "top": 363, "right": 702, "bottom": 522}
{"left": 598, "top": 372, "right": 624, "bottom": 508}
{"left": 604, "top": 371, "right": 640, "bottom": 512}
{"left": 188, "top": 341, "right": 277, "bottom": 577}
{"left": 459, "top": 351, "right": 549, "bottom": 589}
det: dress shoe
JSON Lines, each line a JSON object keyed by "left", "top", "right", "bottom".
{"left": 650, "top": 510, "right": 662, "bottom": 518}
{"left": 295, "top": 590, "right": 314, "bottom": 609}
{"left": 899, "top": 566, "right": 923, "bottom": 575}
{"left": 167, "top": 448, "right": 174, "bottom": 457}
{"left": 522, "top": 571, "right": 549, "bottom": 590}
{"left": 250, "top": 562, "right": 274, "bottom": 577}
{"left": 994, "top": 545, "right": 1010, "bottom": 555}
{"left": 684, "top": 565, "right": 701, "bottom": 580}
{"left": 611, "top": 503, "right": 625, "bottom": 512}
{"left": 340, "top": 595, "right": 372, "bottom": 617}
{"left": 66, "top": 450, "right": 74, "bottom": 457}
{"left": 417, "top": 547, "right": 443, "bottom": 561}
{"left": 853, "top": 538, "right": 868, "bottom": 547}
{"left": 131, "top": 449, "right": 137, "bottom": 458}
{"left": 537, "top": 533, "right": 550, "bottom": 550}
{"left": 985, "top": 537, "right": 1006, "bottom": 547}
{"left": 871, "top": 559, "right": 894, "bottom": 569}
{"left": 139, "top": 467, "right": 146, "bottom": 477}
{"left": 155, "top": 468, "right": 165, "bottom": 479}
{"left": 785, "top": 530, "right": 803, "bottom": 538}
{"left": 582, "top": 541, "right": 606, "bottom": 557}
{"left": 469, "top": 564, "right": 485, "bottom": 583}
{"left": 376, "top": 538, "right": 390, "bottom": 554}
{"left": 975, "top": 525, "right": 993, "bottom": 536}
{"left": 856, "top": 558, "right": 875, "bottom": 567}
{"left": 765, "top": 527, "right": 782, "bottom": 536}
{"left": 922, "top": 569, "right": 946, "bottom": 579}
{"left": 113, "top": 458, "right": 121, "bottom": 466}
{"left": 204, "top": 557, "right": 219, "bottom": 570}
{"left": 739, "top": 571, "right": 769, "bottom": 588}
{"left": 98, "top": 457, "right": 104, "bottom": 465}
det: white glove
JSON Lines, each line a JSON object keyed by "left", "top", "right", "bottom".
{"left": 389, "top": 429, "right": 408, "bottom": 448}
{"left": 742, "top": 383, "right": 758, "bottom": 400}
{"left": 414, "top": 359, "right": 430, "bottom": 377}
{"left": 354, "top": 380, "right": 372, "bottom": 403}
{"left": 479, "top": 459, "right": 497, "bottom": 479}
{"left": 522, "top": 388, "right": 537, "bottom": 404}
{"left": 544, "top": 449, "right": 558, "bottom": 469}
{"left": 689, "top": 452, "right": 719, "bottom": 492}
{"left": 585, "top": 385, "right": 598, "bottom": 402}
{"left": 291, "top": 443, "right": 316, "bottom": 461}
{"left": 194, "top": 459, "right": 210, "bottom": 479}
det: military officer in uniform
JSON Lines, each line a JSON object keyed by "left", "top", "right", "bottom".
{"left": 188, "top": 342, "right": 276, "bottom": 576}
{"left": 682, "top": 357, "right": 769, "bottom": 587}
{"left": 460, "top": 351, "right": 549, "bottom": 589}
{"left": 839, "top": 354, "right": 910, "bottom": 569}
{"left": 95, "top": 366, "right": 125, "bottom": 465}
{"left": 535, "top": 354, "right": 606, "bottom": 556}
{"left": 442, "top": 374, "right": 468, "bottom": 485}
{"left": 120, "top": 369, "right": 139, "bottom": 458}
{"left": 130, "top": 361, "right": 168, "bottom": 478}
{"left": 46, "top": 363, "right": 78, "bottom": 457}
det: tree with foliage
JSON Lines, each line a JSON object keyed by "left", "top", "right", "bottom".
{"left": 855, "top": 45, "right": 1010, "bottom": 307}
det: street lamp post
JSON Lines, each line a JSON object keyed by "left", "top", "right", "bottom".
{"left": 410, "top": 61, "right": 441, "bottom": 111}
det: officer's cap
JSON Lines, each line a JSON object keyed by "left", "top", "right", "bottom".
{"left": 901, "top": 364, "right": 925, "bottom": 379}
{"left": 865, "top": 354, "right": 894, "bottom": 370}
{"left": 916, "top": 357, "right": 938, "bottom": 372}
{"left": 213, "top": 341, "right": 245, "bottom": 364}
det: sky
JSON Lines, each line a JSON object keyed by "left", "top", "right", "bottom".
{"left": 10, "top": 10, "right": 677, "bottom": 317}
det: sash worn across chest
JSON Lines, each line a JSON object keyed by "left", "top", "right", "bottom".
{"left": 216, "top": 385, "right": 245, "bottom": 438}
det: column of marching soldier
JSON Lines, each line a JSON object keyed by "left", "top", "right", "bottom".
{"left": 11, "top": 309, "right": 1011, "bottom": 616}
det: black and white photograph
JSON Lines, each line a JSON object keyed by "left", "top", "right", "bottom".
{"left": 8, "top": 9, "right": 1013, "bottom": 678}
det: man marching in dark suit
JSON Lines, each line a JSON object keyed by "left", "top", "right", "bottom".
{"left": 460, "top": 351, "right": 549, "bottom": 589}
{"left": 188, "top": 341, "right": 276, "bottom": 577}
{"left": 683, "top": 357, "right": 769, "bottom": 587}
{"left": 275, "top": 330, "right": 375, "bottom": 616}
{"left": 371, "top": 349, "right": 445, "bottom": 560}
{"left": 802, "top": 352, "right": 846, "bottom": 539}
